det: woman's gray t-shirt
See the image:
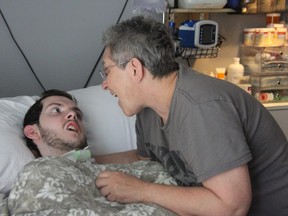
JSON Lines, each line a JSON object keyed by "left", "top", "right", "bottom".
{"left": 136, "top": 64, "right": 288, "bottom": 215}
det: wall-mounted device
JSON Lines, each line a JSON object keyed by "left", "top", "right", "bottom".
{"left": 178, "top": 20, "right": 218, "bottom": 49}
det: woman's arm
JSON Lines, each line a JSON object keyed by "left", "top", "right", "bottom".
{"left": 94, "top": 150, "right": 148, "bottom": 164}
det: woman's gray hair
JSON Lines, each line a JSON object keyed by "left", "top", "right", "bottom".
{"left": 102, "top": 15, "right": 179, "bottom": 78}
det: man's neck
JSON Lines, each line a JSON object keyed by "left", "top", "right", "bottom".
{"left": 144, "top": 71, "right": 178, "bottom": 124}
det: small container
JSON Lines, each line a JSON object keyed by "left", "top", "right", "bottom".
{"left": 255, "top": 92, "right": 274, "bottom": 102}
{"left": 269, "top": 23, "right": 285, "bottom": 28}
{"left": 254, "top": 28, "right": 269, "bottom": 46}
{"left": 266, "top": 13, "right": 281, "bottom": 26}
{"left": 215, "top": 67, "right": 226, "bottom": 80}
{"left": 275, "top": 27, "right": 287, "bottom": 46}
{"left": 227, "top": 57, "right": 244, "bottom": 84}
{"left": 243, "top": 28, "right": 255, "bottom": 46}
{"left": 266, "top": 28, "right": 275, "bottom": 45}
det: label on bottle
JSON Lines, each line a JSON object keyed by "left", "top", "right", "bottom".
{"left": 243, "top": 28, "right": 255, "bottom": 46}
{"left": 256, "top": 92, "right": 274, "bottom": 102}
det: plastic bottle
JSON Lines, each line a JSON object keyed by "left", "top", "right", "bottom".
{"left": 255, "top": 92, "right": 274, "bottom": 102}
{"left": 227, "top": 57, "right": 244, "bottom": 84}
{"left": 275, "top": 27, "right": 287, "bottom": 46}
{"left": 243, "top": 28, "right": 255, "bottom": 46}
{"left": 254, "top": 28, "right": 269, "bottom": 46}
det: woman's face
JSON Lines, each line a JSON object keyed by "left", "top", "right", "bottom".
{"left": 101, "top": 47, "right": 143, "bottom": 117}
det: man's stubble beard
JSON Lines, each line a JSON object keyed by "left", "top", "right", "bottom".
{"left": 38, "top": 125, "right": 87, "bottom": 151}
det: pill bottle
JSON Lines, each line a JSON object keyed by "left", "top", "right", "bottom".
{"left": 266, "top": 28, "right": 275, "bottom": 45}
{"left": 255, "top": 92, "right": 274, "bottom": 102}
{"left": 243, "top": 28, "right": 255, "bottom": 45}
{"left": 254, "top": 28, "right": 269, "bottom": 46}
{"left": 275, "top": 27, "right": 287, "bottom": 46}
{"left": 227, "top": 57, "right": 244, "bottom": 84}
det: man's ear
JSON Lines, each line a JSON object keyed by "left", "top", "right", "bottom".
{"left": 130, "top": 57, "right": 144, "bottom": 82}
{"left": 23, "top": 125, "right": 40, "bottom": 140}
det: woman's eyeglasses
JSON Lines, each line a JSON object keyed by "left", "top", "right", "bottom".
{"left": 99, "top": 61, "right": 130, "bottom": 80}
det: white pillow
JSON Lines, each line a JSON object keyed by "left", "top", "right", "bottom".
{"left": 69, "top": 86, "right": 136, "bottom": 155}
{"left": 0, "top": 96, "right": 36, "bottom": 195}
{"left": 0, "top": 85, "right": 136, "bottom": 195}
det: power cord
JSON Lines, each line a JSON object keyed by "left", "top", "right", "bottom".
{"left": 0, "top": 9, "right": 47, "bottom": 92}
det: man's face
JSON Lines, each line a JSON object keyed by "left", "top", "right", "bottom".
{"left": 38, "top": 96, "right": 87, "bottom": 152}
{"left": 101, "top": 48, "right": 143, "bottom": 117}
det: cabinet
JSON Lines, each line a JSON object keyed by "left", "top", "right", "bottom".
{"left": 241, "top": 45, "right": 288, "bottom": 103}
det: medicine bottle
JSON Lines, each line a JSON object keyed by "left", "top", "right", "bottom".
{"left": 227, "top": 57, "right": 244, "bottom": 84}
{"left": 243, "top": 28, "right": 255, "bottom": 46}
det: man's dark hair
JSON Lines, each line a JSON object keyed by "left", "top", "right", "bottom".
{"left": 23, "top": 89, "right": 76, "bottom": 157}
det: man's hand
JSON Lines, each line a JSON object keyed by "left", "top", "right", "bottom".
{"left": 95, "top": 171, "right": 149, "bottom": 203}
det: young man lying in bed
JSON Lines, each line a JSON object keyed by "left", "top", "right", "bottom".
{"left": 0, "top": 89, "right": 176, "bottom": 215}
